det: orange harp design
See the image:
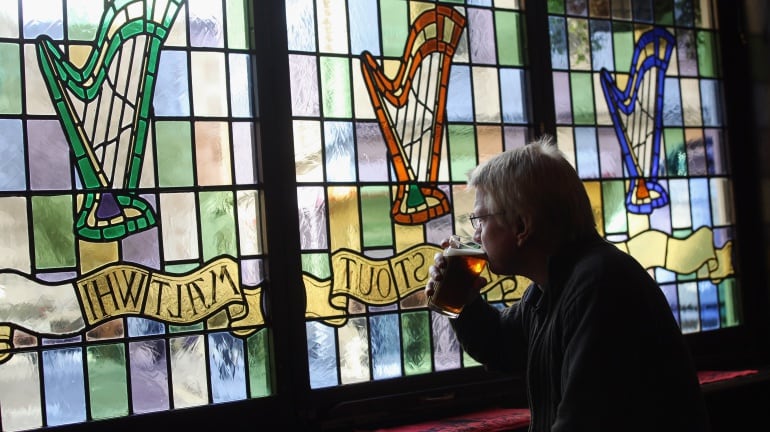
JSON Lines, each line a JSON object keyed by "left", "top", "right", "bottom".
{"left": 360, "top": 6, "right": 466, "bottom": 225}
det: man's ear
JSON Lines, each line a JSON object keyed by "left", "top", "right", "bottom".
{"left": 514, "top": 214, "right": 531, "bottom": 246}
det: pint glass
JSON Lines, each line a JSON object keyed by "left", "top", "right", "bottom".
{"left": 427, "top": 235, "right": 487, "bottom": 318}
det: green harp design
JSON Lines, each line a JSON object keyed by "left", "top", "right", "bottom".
{"left": 36, "top": 0, "right": 185, "bottom": 241}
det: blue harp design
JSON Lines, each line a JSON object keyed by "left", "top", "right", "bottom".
{"left": 600, "top": 28, "right": 675, "bottom": 214}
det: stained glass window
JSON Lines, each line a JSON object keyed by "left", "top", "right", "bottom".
{"left": 0, "top": 0, "right": 748, "bottom": 429}
{"left": 0, "top": 0, "right": 270, "bottom": 430}
{"left": 546, "top": 0, "right": 739, "bottom": 333}
{"left": 287, "top": 0, "right": 534, "bottom": 390}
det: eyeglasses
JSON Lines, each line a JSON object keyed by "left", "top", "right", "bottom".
{"left": 469, "top": 212, "right": 504, "bottom": 230}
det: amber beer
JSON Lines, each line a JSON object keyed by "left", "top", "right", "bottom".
{"left": 428, "top": 244, "right": 487, "bottom": 318}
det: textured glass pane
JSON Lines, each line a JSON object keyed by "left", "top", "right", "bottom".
{"left": 567, "top": 18, "right": 590, "bottom": 70}
{"left": 700, "top": 79, "right": 722, "bottom": 127}
{"left": 191, "top": 53, "right": 229, "bottom": 117}
{"left": 196, "top": 122, "right": 233, "bottom": 186}
{"left": 500, "top": 68, "right": 527, "bottom": 123}
{"left": 575, "top": 127, "right": 600, "bottom": 178}
{"left": 719, "top": 278, "right": 740, "bottom": 327}
{"left": 189, "top": 0, "right": 225, "bottom": 48}
{"left": 324, "top": 121, "right": 356, "bottom": 182}
{"left": 669, "top": 179, "right": 693, "bottom": 229}
{"left": 247, "top": 329, "right": 272, "bottom": 397}
{"left": 469, "top": 9, "right": 496, "bottom": 64}
{"left": 0, "top": 2, "right": 19, "bottom": 38}
{"left": 370, "top": 314, "right": 401, "bottom": 380}
{"left": 698, "top": 281, "right": 719, "bottom": 330}
{"left": 690, "top": 178, "right": 711, "bottom": 228}
{"left": 43, "top": 348, "right": 87, "bottom": 426}
{"left": 602, "top": 180, "right": 628, "bottom": 234}
{"left": 356, "top": 122, "right": 389, "bottom": 182}
{"left": 170, "top": 335, "right": 207, "bottom": 409}
{"left": 160, "top": 193, "right": 200, "bottom": 261}
{"left": 28, "top": 120, "right": 70, "bottom": 190}
{"left": 318, "top": 0, "right": 349, "bottom": 54}
{"left": 0, "top": 120, "right": 26, "bottom": 190}
{"left": 0, "top": 352, "right": 42, "bottom": 430}
{"left": 238, "top": 190, "right": 262, "bottom": 255}
{"left": 448, "top": 124, "right": 478, "bottom": 182}
{"left": 155, "top": 51, "right": 191, "bottom": 117}
{"left": 677, "top": 29, "right": 698, "bottom": 76}
{"left": 307, "top": 321, "right": 338, "bottom": 389}
{"left": 549, "top": 16, "right": 568, "bottom": 69}
{"left": 663, "top": 78, "right": 683, "bottom": 126}
{"left": 361, "top": 186, "right": 393, "bottom": 247}
{"left": 32, "top": 195, "right": 76, "bottom": 269}
{"left": 553, "top": 72, "right": 572, "bottom": 123}
{"left": 23, "top": 0, "right": 64, "bottom": 39}
{"left": 349, "top": 0, "right": 379, "bottom": 56}
{"left": 290, "top": 55, "right": 321, "bottom": 117}
{"left": 679, "top": 282, "right": 700, "bottom": 333}
{"left": 401, "top": 312, "right": 430, "bottom": 376}
{"left": 0, "top": 43, "right": 22, "bottom": 114}
{"left": 339, "top": 317, "right": 370, "bottom": 384}
{"left": 570, "top": 72, "right": 595, "bottom": 124}
{"left": 710, "top": 178, "right": 734, "bottom": 226}
{"left": 320, "top": 57, "right": 352, "bottom": 118}
{"left": 209, "top": 332, "right": 247, "bottom": 403}
{"left": 447, "top": 65, "right": 474, "bottom": 122}
{"left": 226, "top": 0, "right": 248, "bottom": 49}
{"left": 156, "top": 122, "right": 194, "bottom": 187}
{"left": 129, "top": 339, "right": 170, "bottom": 414}
{"left": 229, "top": 53, "right": 253, "bottom": 117}
{"left": 432, "top": 315, "right": 462, "bottom": 371}
{"left": 286, "top": 0, "right": 317, "bottom": 51}
{"left": 200, "top": 191, "right": 238, "bottom": 258}
{"left": 590, "top": 20, "right": 613, "bottom": 71}
{"left": 87, "top": 344, "right": 129, "bottom": 420}
{"left": 473, "top": 66, "right": 501, "bottom": 122}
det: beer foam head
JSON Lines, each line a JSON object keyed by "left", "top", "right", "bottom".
{"left": 444, "top": 246, "right": 486, "bottom": 257}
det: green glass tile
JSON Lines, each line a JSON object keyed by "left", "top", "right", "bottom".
{"left": 156, "top": 121, "right": 194, "bottom": 187}
{"left": 612, "top": 23, "right": 634, "bottom": 72}
{"left": 463, "top": 350, "right": 481, "bottom": 367}
{"left": 226, "top": 0, "right": 249, "bottom": 50}
{"left": 448, "top": 124, "right": 478, "bottom": 182}
{"left": 569, "top": 72, "right": 595, "bottom": 124}
{"left": 697, "top": 30, "right": 717, "bottom": 78}
{"left": 0, "top": 43, "right": 21, "bottom": 114}
{"left": 87, "top": 344, "right": 129, "bottom": 420}
{"left": 32, "top": 195, "right": 76, "bottom": 269}
{"left": 548, "top": 0, "right": 565, "bottom": 14}
{"left": 361, "top": 186, "right": 393, "bottom": 247}
{"left": 495, "top": 11, "right": 523, "bottom": 66}
{"left": 248, "top": 328, "right": 273, "bottom": 398}
{"left": 653, "top": 0, "right": 675, "bottom": 25}
{"left": 401, "top": 311, "right": 430, "bottom": 376}
{"left": 200, "top": 191, "right": 238, "bottom": 259}
{"left": 718, "top": 278, "right": 741, "bottom": 327}
{"left": 380, "top": 0, "right": 408, "bottom": 58}
{"left": 319, "top": 56, "right": 352, "bottom": 118}
{"left": 302, "top": 253, "right": 331, "bottom": 278}
{"left": 663, "top": 128, "right": 687, "bottom": 176}
{"left": 601, "top": 180, "right": 627, "bottom": 234}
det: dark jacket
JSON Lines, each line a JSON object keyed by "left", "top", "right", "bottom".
{"left": 452, "top": 233, "right": 710, "bottom": 431}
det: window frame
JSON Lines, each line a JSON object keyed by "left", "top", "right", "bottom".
{"left": 45, "top": 0, "right": 770, "bottom": 430}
